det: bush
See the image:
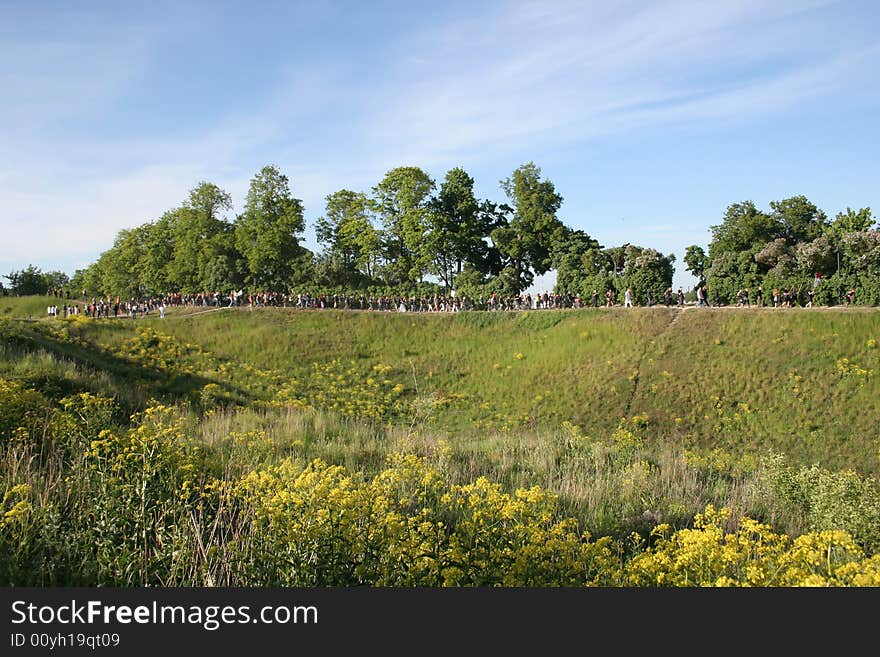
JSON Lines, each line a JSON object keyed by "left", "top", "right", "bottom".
{"left": 759, "top": 455, "right": 880, "bottom": 554}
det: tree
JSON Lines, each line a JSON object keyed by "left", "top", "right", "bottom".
{"left": 371, "top": 167, "right": 435, "bottom": 287}
{"left": 795, "top": 235, "right": 836, "bottom": 276}
{"left": 235, "top": 165, "right": 306, "bottom": 290}
{"left": 69, "top": 268, "right": 99, "bottom": 299}
{"left": 168, "top": 182, "right": 234, "bottom": 292}
{"left": 706, "top": 201, "right": 784, "bottom": 304}
{"left": 316, "top": 190, "right": 380, "bottom": 285}
{"left": 3, "top": 265, "right": 46, "bottom": 296}
{"left": 604, "top": 246, "right": 627, "bottom": 276}
{"left": 769, "top": 195, "right": 828, "bottom": 244}
{"left": 683, "top": 245, "right": 707, "bottom": 281}
{"left": 551, "top": 228, "right": 602, "bottom": 296}
{"left": 427, "top": 167, "right": 493, "bottom": 291}
{"left": 490, "top": 162, "right": 565, "bottom": 295}
{"left": 825, "top": 207, "right": 875, "bottom": 241}
{"left": 185, "top": 181, "right": 232, "bottom": 223}
{"left": 43, "top": 271, "right": 70, "bottom": 292}
{"left": 96, "top": 227, "right": 150, "bottom": 298}
{"left": 618, "top": 245, "right": 675, "bottom": 304}
{"left": 140, "top": 212, "right": 175, "bottom": 294}
{"left": 708, "top": 201, "right": 782, "bottom": 258}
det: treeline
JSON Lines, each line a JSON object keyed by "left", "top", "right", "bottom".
{"left": 685, "top": 198, "right": 879, "bottom": 305}
{"left": 1, "top": 266, "right": 71, "bottom": 297}
{"left": 4, "top": 164, "right": 877, "bottom": 305}
{"left": 4, "top": 163, "right": 675, "bottom": 304}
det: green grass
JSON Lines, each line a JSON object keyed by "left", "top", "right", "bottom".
{"left": 631, "top": 308, "right": 880, "bottom": 473}
{"left": 133, "top": 305, "right": 880, "bottom": 475}
{"left": 138, "top": 306, "right": 673, "bottom": 433}
{"left": 0, "top": 295, "right": 81, "bottom": 320}
{"left": 3, "top": 299, "right": 880, "bottom": 585}
{"left": 2, "top": 302, "right": 878, "bottom": 476}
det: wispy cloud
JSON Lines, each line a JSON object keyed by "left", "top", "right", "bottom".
{"left": 0, "top": 0, "right": 876, "bottom": 277}
{"left": 358, "top": 0, "right": 865, "bottom": 165}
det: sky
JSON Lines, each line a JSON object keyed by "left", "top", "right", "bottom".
{"left": 1, "top": 0, "right": 878, "bottom": 293}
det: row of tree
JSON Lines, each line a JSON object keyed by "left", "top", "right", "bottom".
{"left": 4, "top": 164, "right": 876, "bottom": 305}
{"left": 684, "top": 198, "right": 878, "bottom": 305}
{"left": 1, "top": 266, "right": 71, "bottom": 297}
{"left": 3, "top": 163, "right": 674, "bottom": 303}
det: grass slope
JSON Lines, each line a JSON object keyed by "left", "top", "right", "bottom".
{"left": 1, "top": 299, "right": 877, "bottom": 475}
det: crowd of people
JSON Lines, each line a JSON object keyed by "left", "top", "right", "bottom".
{"left": 724, "top": 284, "right": 856, "bottom": 308}
{"left": 246, "top": 290, "right": 583, "bottom": 312}
{"left": 46, "top": 303, "right": 79, "bottom": 318}
{"left": 246, "top": 288, "right": 685, "bottom": 311}
{"left": 40, "top": 281, "right": 860, "bottom": 321}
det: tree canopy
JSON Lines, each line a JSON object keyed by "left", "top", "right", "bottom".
{"left": 39, "top": 166, "right": 877, "bottom": 307}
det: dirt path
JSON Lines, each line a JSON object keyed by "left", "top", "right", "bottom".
{"left": 623, "top": 307, "right": 684, "bottom": 419}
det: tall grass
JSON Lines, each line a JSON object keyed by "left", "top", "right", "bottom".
{"left": 3, "top": 393, "right": 878, "bottom": 586}
{"left": 70, "top": 305, "right": 880, "bottom": 476}
{"left": 3, "top": 300, "right": 880, "bottom": 585}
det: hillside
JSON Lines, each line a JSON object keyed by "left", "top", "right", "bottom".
{"left": 2, "top": 296, "right": 880, "bottom": 586}
{"left": 2, "top": 297, "right": 878, "bottom": 475}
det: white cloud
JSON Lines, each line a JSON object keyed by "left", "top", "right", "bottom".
{"left": 357, "top": 0, "right": 862, "bottom": 166}
{"left": 0, "top": 0, "right": 875, "bottom": 278}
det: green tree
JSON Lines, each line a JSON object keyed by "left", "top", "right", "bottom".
{"left": 683, "top": 245, "right": 707, "bottom": 281}
{"left": 706, "top": 201, "right": 784, "bottom": 303}
{"left": 551, "top": 228, "right": 602, "bottom": 296}
{"left": 708, "top": 201, "right": 782, "bottom": 258}
{"left": 372, "top": 167, "right": 435, "bottom": 287}
{"left": 825, "top": 207, "right": 875, "bottom": 241}
{"left": 69, "top": 267, "right": 99, "bottom": 299}
{"left": 3, "top": 265, "right": 47, "bottom": 296}
{"left": 769, "top": 195, "right": 828, "bottom": 244}
{"left": 168, "top": 182, "right": 234, "bottom": 293}
{"left": 186, "top": 181, "right": 233, "bottom": 222}
{"left": 490, "top": 162, "right": 565, "bottom": 295}
{"left": 316, "top": 190, "right": 380, "bottom": 284}
{"left": 618, "top": 245, "right": 675, "bottom": 305}
{"left": 96, "top": 227, "right": 149, "bottom": 298}
{"left": 43, "top": 271, "right": 70, "bottom": 292}
{"left": 428, "top": 167, "right": 493, "bottom": 291}
{"left": 235, "top": 165, "right": 307, "bottom": 290}
{"left": 140, "top": 213, "right": 175, "bottom": 294}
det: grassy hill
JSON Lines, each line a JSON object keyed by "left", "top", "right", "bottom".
{"left": 1, "top": 297, "right": 878, "bottom": 475}
{"left": 2, "top": 296, "right": 880, "bottom": 585}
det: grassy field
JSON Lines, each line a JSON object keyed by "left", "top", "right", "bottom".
{"left": 0, "top": 295, "right": 81, "bottom": 320}
{"left": 2, "top": 297, "right": 878, "bottom": 474}
{"left": 16, "top": 300, "right": 869, "bottom": 475}
{"left": 2, "top": 296, "right": 880, "bottom": 585}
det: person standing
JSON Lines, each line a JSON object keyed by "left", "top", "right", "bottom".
{"left": 624, "top": 288, "right": 633, "bottom": 308}
{"left": 700, "top": 285, "right": 711, "bottom": 307}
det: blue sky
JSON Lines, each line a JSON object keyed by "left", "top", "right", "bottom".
{"left": 1, "top": 0, "right": 878, "bottom": 293}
